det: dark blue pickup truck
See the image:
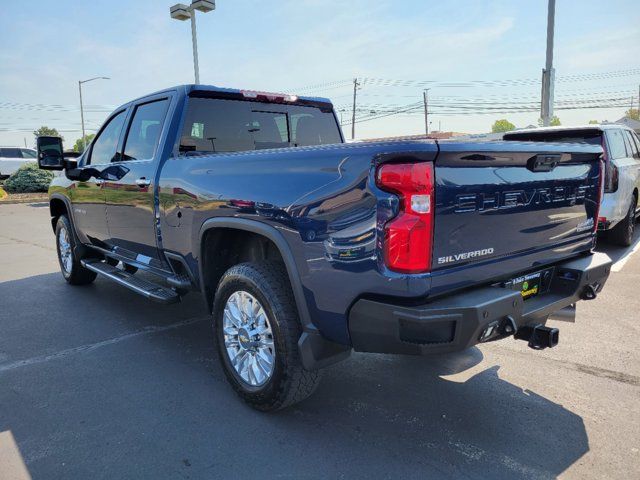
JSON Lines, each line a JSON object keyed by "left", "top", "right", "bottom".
{"left": 37, "top": 84, "right": 611, "bottom": 410}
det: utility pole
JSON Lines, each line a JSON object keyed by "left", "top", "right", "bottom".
{"left": 423, "top": 89, "right": 430, "bottom": 136}
{"left": 351, "top": 78, "right": 360, "bottom": 140}
{"left": 540, "top": 0, "right": 556, "bottom": 126}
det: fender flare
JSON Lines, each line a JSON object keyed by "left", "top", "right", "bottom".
{"left": 198, "top": 217, "right": 313, "bottom": 330}
{"left": 197, "top": 217, "right": 351, "bottom": 370}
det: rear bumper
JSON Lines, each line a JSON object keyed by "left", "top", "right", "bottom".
{"left": 348, "top": 252, "right": 612, "bottom": 355}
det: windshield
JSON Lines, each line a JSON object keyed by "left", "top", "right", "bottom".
{"left": 179, "top": 98, "right": 342, "bottom": 155}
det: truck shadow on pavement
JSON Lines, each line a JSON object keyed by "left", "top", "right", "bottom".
{"left": 0, "top": 272, "right": 588, "bottom": 479}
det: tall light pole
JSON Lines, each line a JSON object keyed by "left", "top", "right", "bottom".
{"left": 78, "top": 76, "right": 109, "bottom": 151}
{"left": 170, "top": 1, "right": 216, "bottom": 84}
{"left": 351, "top": 78, "right": 360, "bottom": 140}
{"left": 541, "top": 0, "right": 556, "bottom": 127}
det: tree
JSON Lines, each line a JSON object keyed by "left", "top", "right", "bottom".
{"left": 537, "top": 116, "right": 561, "bottom": 127}
{"left": 588, "top": 120, "right": 599, "bottom": 124}
{"left": 73, "top": 134, "right": 96, "bottom": 153}
{"left": 491, "top": 119, "right": 516, "bottom": 133}
{"left": 33, "top": 126, "right": 64, "bottom": 142}
{"left": 624, "top": 108, "right": 639, "bottom": 121}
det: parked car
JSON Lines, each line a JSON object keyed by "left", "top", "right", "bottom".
{"left": 37, "top": 85, "right": 611, "bottom": 410}
{"left": 504, "top": 125, "right": 640, "bottom": 246}
{"left": 0, "top": 147, "right": 37, "bottom": 179}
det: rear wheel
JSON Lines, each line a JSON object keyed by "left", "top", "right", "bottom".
{"left": 609, "top": 195, "right": 637, "bottom": 247}
{"left": 55, "top": 215, "right": 97, "bottom": 285}
{"left": 213, "top": 262, "right": 321, "bottom": 411}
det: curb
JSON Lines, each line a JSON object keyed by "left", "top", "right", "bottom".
{"left": 0, "top": 198, "right": 48, "bottom": 205}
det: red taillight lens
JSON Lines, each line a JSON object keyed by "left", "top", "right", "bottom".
{"left": 376, "top": 162, "right": 434, "bottom": 273}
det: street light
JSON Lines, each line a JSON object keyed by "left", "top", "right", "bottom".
{"left": 170, "top": 1, "right": 215, "bottom": 84}
{"left": 78, "top": 76, "right": 110, "bottom": 151}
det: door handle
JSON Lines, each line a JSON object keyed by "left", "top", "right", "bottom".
{"left": 136, "top": 177, "right": 151, "bottom": 187}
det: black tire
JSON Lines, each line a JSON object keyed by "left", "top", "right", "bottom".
{"left": 212, "top": 262, "right": 321, "bottom": 411}
{"left": 55, "top": 215, "right": 97, "bottom": 285}
{"left": 609, "top": 195, "right": 637, "bottom": 247}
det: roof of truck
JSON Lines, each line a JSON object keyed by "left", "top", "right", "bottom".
{"left": 126, "top": 84, "right": 333, "bottom": 108}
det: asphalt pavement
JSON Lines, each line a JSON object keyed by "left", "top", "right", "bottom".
{"left": 1, "top": 202, "right": 639, "bottom": 479}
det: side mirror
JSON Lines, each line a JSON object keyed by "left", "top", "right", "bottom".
{"left": 37, "top": 136, "right": 65, "bottom": 170}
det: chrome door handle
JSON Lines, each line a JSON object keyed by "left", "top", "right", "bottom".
{"left": 135, "top": 178, "right": 151, "bottom": 187}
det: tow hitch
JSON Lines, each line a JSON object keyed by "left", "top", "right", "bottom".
{"left": 515, "top": 324, "right": 559, "bottom": 350}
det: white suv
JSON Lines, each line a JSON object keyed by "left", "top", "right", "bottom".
{"left": 0, "top": 147, "right": 37, "bottom": 179}
{"left": 504, "top": 125, "right": 640, "bottom": 246}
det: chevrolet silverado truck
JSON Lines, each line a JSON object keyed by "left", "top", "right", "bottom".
{"left": 37, "top": 84, "right": 612, "bottom": 411}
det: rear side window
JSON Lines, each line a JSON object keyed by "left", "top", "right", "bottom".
{"left": 0, "top": 147, "right": 23, "bottom": 158}
{"left": 179, "top": 97, "right": 341, "bottom": 154}
{"left": 606, "top": 129, "right": 628, "bottom": 160}
{"left": 21, "top": 149, "right": 37, "bottom": 158}
{"left": 622, "top": 130, "right": 639, "bottom": 159}
{"left": 122, "top": 99, "right": 170, "bottom": 161}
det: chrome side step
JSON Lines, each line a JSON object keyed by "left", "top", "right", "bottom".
{"left": 80, "top": 260, "right": 180, "bottom": 304}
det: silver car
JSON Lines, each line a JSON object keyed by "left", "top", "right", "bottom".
{"left": 0, "top": 146, "right": 37, "bottom": 179}
{"left": 503, "top": 125, "right": 640, "bottom": 246}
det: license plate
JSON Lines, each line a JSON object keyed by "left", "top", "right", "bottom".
{"left": 505, "top": 271, "right": 543, "bottom": 300}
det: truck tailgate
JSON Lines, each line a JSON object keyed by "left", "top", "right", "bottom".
{"left": 431, "top": 141, "right": 602, "bottom": 291}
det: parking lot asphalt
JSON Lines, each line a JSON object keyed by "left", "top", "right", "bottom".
{"left": 1, "top": 202, "right": 639, "bottom": 480}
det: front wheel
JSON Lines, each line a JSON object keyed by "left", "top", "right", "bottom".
{"left": 55, "top": 215, "right": 97, "bottom": 285}
{"left": 609, "top": 195, "right": 637, "bottom": 247}
{"left": 213, "top": 262, "right": 321, "bottom": 411}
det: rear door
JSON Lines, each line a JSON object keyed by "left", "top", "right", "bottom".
{"left": 432, "top": 141, "right": 602, "bottom": 275}
{"left": 103, "top": 95, "right": 171, "bottom": 266}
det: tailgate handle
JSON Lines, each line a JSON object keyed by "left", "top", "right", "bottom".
{"left": 528, "top": 154, "right": 560, "bottom": 172}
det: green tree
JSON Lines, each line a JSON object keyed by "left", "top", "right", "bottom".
{"left": 537, "top": 116, "right": 561, "bottom": 127}
{"left": 73, "top": 134, "right": 96, "bottom": 153}
{"left": 33, "top": 126, "right": 64, "bottom": 142}
{"left": 491, "top": 119, "right": 516, "bottom": 133}
{"left": 624, "top": 108, "right": 640, "bottom": 121}
{"left": 588, "top": 120, "right": 599, "bottom": 124}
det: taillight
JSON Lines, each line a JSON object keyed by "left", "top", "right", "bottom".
{"left": 376, "top": 162, "right": 434, "bottom": 273}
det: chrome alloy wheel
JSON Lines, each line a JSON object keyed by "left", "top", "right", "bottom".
{"left": 58, "top": 225, "right": 73, "bottom": 274}
{"left": 223, "top": 291, "right": 275, "bottom": 387}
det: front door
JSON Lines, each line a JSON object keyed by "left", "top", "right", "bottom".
{"left": 103, "top": 96, "right": 171, "bottom": 266}
{"left": 71, "top": 109, "right": 127, "bottom": 245}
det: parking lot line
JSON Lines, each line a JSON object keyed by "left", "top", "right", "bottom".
{"left": 0, "top": 317, "right": 205, "bottom": 374}
{"left": 611, "top": 235, "right": 640, "bottom": 272}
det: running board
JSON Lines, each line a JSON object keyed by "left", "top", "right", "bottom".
{"left": 80, "top": 260, "right": 180, "bottom": 304}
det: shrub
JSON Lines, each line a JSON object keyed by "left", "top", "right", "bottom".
{"left": 0, "top": 186, "right": 7, "bottom": 200}
{"left": 3, "top": 162, "right": 54, "bottom": 193}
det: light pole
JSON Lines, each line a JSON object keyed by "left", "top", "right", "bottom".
{"left": 78, "top": 76, "right": 109, "bottom": 151}
{"left": 170, "top": 1, "right": 216, "bottom": 84}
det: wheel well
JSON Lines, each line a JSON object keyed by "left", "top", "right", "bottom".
{"left": 49, "top": 198, "right": 68, "bottom": 231}
{"left": 201, "top": 228, "right": 288, "bottom": 311}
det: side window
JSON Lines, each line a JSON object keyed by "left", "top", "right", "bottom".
{"left": 605, "top": 129, "right": 628, "bottom": 160}
{"left": 122, "top": 99, "right": 170, "bottom": 161}
{"left": 89, "top": 110, "right": 127, "bottom": 165}
{"left": 1, "top": 147, "right": 23, "bottom": 158}
{"left": 21, "top": 149, "right": 37, "bottom": 158}
{"left": 632, "top": 132, "right": 640, "bottom": 158}
{"left": 623, "top": 130, "right": 639, "bottom": 159}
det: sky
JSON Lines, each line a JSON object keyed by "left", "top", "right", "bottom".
{"left": 1, "top": 0, "right": 639, "bottom": 148}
